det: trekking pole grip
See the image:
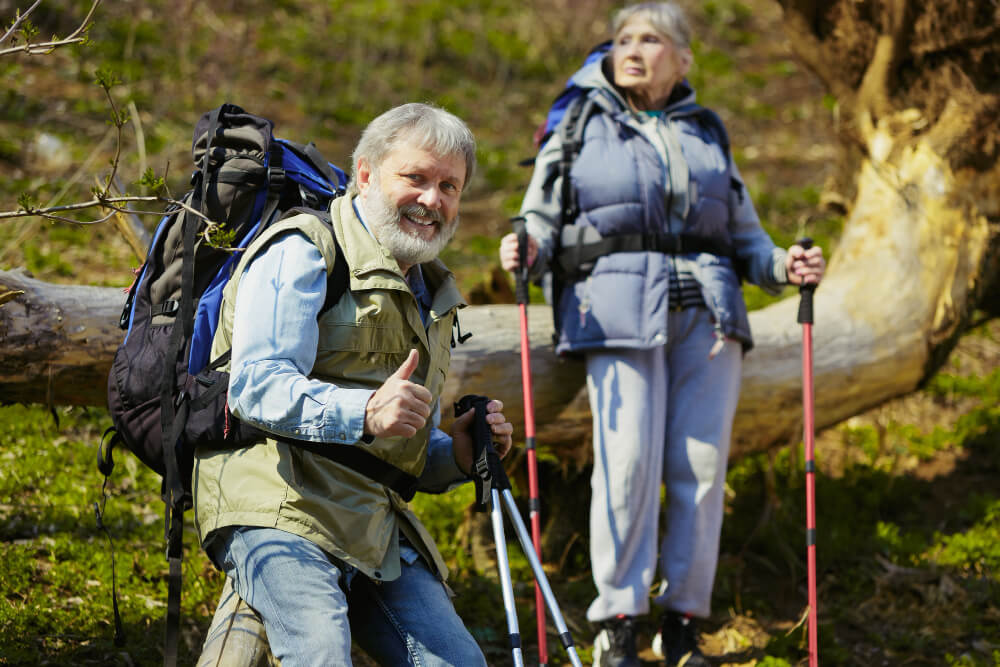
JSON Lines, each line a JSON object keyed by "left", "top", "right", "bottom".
{"left": 510, "top": 216, "right": 530, "bottom": 306}
{"left": 455, "top": 394, "right": 510, "bottom": 510}
{"left": 796, "top": 237, "right": 816, "bottom": 325}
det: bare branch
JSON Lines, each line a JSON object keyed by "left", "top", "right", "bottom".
{"left": 913, "top": 23, "right": 1000, "bottom": 57}
{"left": 0, "top": 0, "right": 101, "bottom": 57}
{"left": 0, "top": 195, "right": 163, "bottom": 221}
{"left": 0, "top": 0, "right": 42, "bottom": 48}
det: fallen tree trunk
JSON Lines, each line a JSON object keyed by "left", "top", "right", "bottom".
{"left": 0, "top": 269, "right": 123, "bottom": 408}
{"left": 2, "top": 245, "right": 995, "bottom": 465}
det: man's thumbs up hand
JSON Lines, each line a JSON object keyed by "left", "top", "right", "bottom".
{"left": 364, "top": 349, "right": 433, "bottom": 439}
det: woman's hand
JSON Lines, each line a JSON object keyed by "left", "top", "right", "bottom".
{"left": 451, "top": 399, "right": 514, "bottom": 476}
{"left": 785, "top": 244, "right": 826, "bottom": 286}
{"left": 499, "top": 232, "right": 538, "bottom": 272}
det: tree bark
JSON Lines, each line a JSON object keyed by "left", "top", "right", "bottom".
{"left": 0, "top": 268, "right": 123, "bottom": 408}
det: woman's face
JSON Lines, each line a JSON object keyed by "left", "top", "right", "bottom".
{"left": 612, "top": 17, "right": 692, "bottom": 109}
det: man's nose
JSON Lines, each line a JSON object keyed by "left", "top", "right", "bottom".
{"left": 417, "top": 186, "right": 442, "bottom": 209}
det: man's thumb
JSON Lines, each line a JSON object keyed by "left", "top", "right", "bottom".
{"left": 392, "top": 349, "right": 420, "bottom": 381}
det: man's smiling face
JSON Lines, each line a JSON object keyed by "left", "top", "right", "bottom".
{"left": 357, "top": 138, "right": 466, "bottom": 272}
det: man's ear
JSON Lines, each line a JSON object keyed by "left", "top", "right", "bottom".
{"left": 356, "top": 157, "right": 373, "bottom": 195}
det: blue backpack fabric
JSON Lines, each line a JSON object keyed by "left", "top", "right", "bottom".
{"left": 100, "top": 103, "right": 348, "bottom": 665}
{"left": 533, "top": 40, "right": 611, "bottom": 149}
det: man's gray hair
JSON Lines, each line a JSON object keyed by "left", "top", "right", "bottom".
{"left": 347, "top": 102, "right": 477, "bottom": 196}
{"left": 611, "top": 2, "right": 693, "bottom": 49}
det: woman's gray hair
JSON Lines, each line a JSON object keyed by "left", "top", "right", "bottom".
{"left": 611, "top": 2, "right": 693, "bottom": 49}
{"left": 347, "top": 102, "right": 477, "bottom": 196}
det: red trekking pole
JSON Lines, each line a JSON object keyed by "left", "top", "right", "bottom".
{"left": 796, "top": 237, "right": 819, "bottom": 666}
{"left": 511, "top": 216, "right": 548, "bottom": 666}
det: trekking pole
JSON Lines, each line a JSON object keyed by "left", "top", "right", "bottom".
{"left": 456, "top": 395, "right": 584, "bottom": 667}
{"left": 510, "top": 216, "right": 549, "bottom": 666}
{"left": 796, "top": 237, "right": 819, "bottom": 667}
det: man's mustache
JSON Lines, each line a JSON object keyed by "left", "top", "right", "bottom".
{"left": 399, "top": 204, "right": 445, "bottom": 225}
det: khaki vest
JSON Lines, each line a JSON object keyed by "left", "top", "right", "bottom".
{"left": 193, "top": 196, "right": 465, "bottom": 582}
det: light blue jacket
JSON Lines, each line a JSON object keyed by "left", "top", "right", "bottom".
{"left": 520, "top": 57, "right": 788, "bottom": 354}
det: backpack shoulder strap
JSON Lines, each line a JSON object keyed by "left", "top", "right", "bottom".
{"left": 203, "top": 203, "right": 347, "bottom": 375}
{"left": 555, "top": 94, "right": 600, "bottom": 229}
{"left": 278, "top": 205, "right": 349, "bottom": 316}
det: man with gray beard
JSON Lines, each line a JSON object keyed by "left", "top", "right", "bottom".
{"left": 193, "top": 103, "right": 512, "bottom": 666}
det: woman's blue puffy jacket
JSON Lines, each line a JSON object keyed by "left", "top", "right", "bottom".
{"left": 520, "top": 57, "right": 789, "bottom": 355}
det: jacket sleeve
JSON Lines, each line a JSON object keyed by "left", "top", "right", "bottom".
{"left": 518, "top": 130, "right": 567, "bottom": 282}
{"left": 728, "top": 160, "right": 788, "bottom": 294}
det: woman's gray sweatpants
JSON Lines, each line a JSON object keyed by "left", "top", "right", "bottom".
{"left": 584, "top": 307, "right": 742, "bottom": 622}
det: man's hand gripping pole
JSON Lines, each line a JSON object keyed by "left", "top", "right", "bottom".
{"left": 454, "top": 394, "right": 584, "bottom": 667}
{"left": 454, "top": 394, "right": 509, "bottom": 511}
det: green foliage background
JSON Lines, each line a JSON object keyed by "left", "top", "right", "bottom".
{"left": 1, "top": 0, "right": 997, "bottom": 665}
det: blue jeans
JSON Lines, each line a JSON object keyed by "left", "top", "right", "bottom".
{"left": 207, "top": 526, "right": 486, "bottom": 667}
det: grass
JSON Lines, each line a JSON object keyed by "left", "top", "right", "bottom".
{"left": 1, "top": 323, "right": 997, "bottom": 665}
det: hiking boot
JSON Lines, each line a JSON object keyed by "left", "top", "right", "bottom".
{"left": 592, "top": 614, "right": 641, "bottom": 667}
{"left": 651, "top": 612, "right": 710, "bottom": 666}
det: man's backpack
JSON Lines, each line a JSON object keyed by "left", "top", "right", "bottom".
{"left": 98, "top": 103, "right": 349, "bottom": 666}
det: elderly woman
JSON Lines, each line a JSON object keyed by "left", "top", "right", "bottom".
{"left": 499, "top": 3, "right": 825, "bottom": 666}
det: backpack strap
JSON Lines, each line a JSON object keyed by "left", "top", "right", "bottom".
{"left": 283, "top": 140, "right": 347, "bottom": 197}
{"left": 161, "top": 103, "right": 290, "bottom": 667}
{"left": 546, "top": 95, "right": 598, "bottom": 230}
{"left": 543, "top": 94, "right": 599, "bottom": 342}
{"left": 283, "top": 439, "right": 419, "bottom": 501}
{"left": 95, "top": 428, "right": 127, "bottom": 649}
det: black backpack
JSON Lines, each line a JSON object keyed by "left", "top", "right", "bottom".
{"left": 98, "top": 103, "right": 352, "bottom": 666}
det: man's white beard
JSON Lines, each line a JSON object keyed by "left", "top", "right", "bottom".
{"left": 363, "top": 175, "right": 459, "bottom": 269}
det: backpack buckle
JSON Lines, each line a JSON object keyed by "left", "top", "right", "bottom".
{"left": 299, "top": 185, "right": 321, "bottom": 209}
{"left": 152, "top": 300, "right": 179, "bottom": 318}
{"left": 267, "top": 166, "right": 285, "bottom": 193}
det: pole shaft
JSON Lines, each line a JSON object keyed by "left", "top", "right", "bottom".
{"left": 514, "top": 221, "right": 549, "bottom": 666}
{"left": 803, "top": 322, "right": 818, "bottom": 667}
{"left": 492, "top": 489, "right": 525, "bottom": 667}
{"left": 501, "top": 490, "right": 584, "bottom": 667}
